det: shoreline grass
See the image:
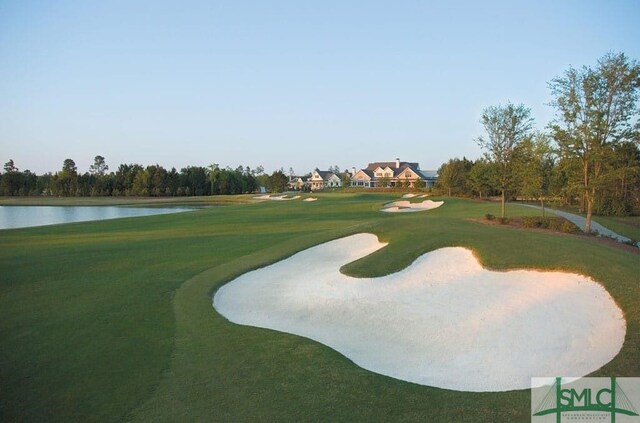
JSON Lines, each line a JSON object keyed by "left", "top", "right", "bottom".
{"left": 0, "top": 195, "right": 254, "bottom": 207}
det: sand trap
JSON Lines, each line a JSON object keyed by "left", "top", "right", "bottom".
{"left": 381, "top": 199, "right": 444, "bottom": 212}
{"left": 214, "top": 234, "right": 625, "bottom": 392}
{"left": 402, "top": 193, "right": 417, "bottom": 198}
{"left": 303, "top": 197, "right": 318, "bottom": 202}
{"left": 253, "top": 194, "right": 300, "bottom": 201}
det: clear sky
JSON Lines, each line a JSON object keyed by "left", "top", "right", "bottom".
{"left": 1, "top": 1, "right": 639, "bottom": 175}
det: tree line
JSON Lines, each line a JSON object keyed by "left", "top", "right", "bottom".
{"left": 0, "top": 158, "right": 291, "bottom": 197}
{"left": 434, "top": 52, "right": 640, "bottom": 230}
{"left": 2, "top": 52, "right": 638, "bottom": 231}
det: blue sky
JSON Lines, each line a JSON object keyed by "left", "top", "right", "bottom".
{"left": 1, "top": 1, "right": 639, "bottom": 175}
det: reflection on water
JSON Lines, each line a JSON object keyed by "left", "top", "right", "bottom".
{"left": 0, "top": 206, "right": 191, "bottom": 230}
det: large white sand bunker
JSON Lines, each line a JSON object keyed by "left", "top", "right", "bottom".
{"left": 213, "top": 234, "right": 625, "bottom": 392}
{"left": 381, "top": 199, "right": 444, "bottom": 212}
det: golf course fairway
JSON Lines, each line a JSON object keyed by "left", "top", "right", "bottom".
{"left": 1, "top": 194, "right": 638, "bottom": 422}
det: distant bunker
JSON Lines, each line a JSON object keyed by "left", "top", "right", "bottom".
{"left": 381, "top": 199, "right": 444, "bottom": 212}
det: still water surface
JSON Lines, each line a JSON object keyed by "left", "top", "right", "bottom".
{"left": 0, "top": 206, "right": 191, "bottom": 230}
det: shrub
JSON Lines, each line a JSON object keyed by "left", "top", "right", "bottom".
{"left": 560, "top": 220, "right": 581, "bottom": 233}
{"left": 547, "top": 217, "right": 564, "bottom": 231}
{"left": 498, "top": 217, "right": 511, "bottom": 225}
{"left": 485, "top": 213, "right": 495, "bottom": 221}
{"left": 520, "top": 216, "right": 581, "bottom": 233}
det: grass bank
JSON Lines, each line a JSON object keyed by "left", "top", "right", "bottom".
{"left": 1, "top": 194, "right": 638, "bottom": 422}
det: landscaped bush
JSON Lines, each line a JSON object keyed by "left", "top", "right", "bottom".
{"left": 547, "top": 218, "right": 563, "bottom": 231}
{"left": 522, "top": 216, "right": 541, "bottom": 228}
{"left": 560, "top": 220, "right": 581, "bottom": 234}
{"left": 520, "top": 216, "right": 581, "bottom": 233}
{"left": 485, "top": 213, "right": 495, "bottom": 221}
{"left": 498, "top": 217, "right": 511, "bottom": 225}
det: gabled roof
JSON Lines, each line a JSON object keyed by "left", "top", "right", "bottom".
{"left": 312, "top": 170, "right": 336, "bottom": 181}
{"left": 352, "top": 169, "right": 374, "bottom": 180}
{"left": 394, "top": 167, "right": 420, "bottom": 178}
{"left": 365, "top": 161, "right": 420, "bottom": 171}
{"left": 373, "top": 166, "right": 393, "bottom": 172}
{"left": 354, "top": 160, "right": 438, "bottom": 181}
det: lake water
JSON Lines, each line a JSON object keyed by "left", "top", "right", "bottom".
{"left": 0, "top": 206, "right": 192, "bottom": 230}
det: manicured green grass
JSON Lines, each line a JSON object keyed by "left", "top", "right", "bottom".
{"left": 592, "top": 215, "right": 640, "bottom": 241}
{"left": 1, "top": 194, "right": 638, "bottom": 422}
{"left": 519, "top": 200, "right": 640, "bottom": 241}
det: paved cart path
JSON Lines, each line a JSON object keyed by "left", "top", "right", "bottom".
{"left": 519, "top": 204, "right": 638, "bottom": 246}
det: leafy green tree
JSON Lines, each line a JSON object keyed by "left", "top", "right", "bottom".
{"left": 89, "top": 155, "right": 109, "bottom": 176}
{"left": 341, "top": 172, "right": 351, "bottom": 188}
{"left": 88, "top": 156, "right": 111, "bottom": 195}
{"left": 115, "top": 164, "right": 143, "bottom": 196}
{"left": 62, "top": 158, "right": 77, "bottom": 174}
{"left": 207, "top": 164, "right": 220, "bottom": 194}
{"left": 253, "top": 165, "right": 269, "bottom": 190}
{"left": 549, "top": 52, "right": 640, "bottom": 231}
{"left": 514, "top": 133, "right": 555, "bottom": 215}
{"left": 180, "top": 166, "right": 209, "bottom": 196}
{"left": 476, "top": 103, "right": 534, "bottom": 218}
{"left": 163, "top": 167, "right": 177, "bottom": 196}
{"left": 37, "top": 173, "right": 54, "bottom": 196}
{"left": 22, "top": 170, "right": 38, "bottom": 195}
{"left": 54, "top": 158, "right": 79, "bottom": 196}
{"left": 468, "top": 159, "right": 497, "bottom": 199}
{"left": 267, "top": 170, "right": 289, "bottom": 193}
{"left": 596, "top": 142, "right": 640, "bottom": 215}
{"left": 147, "top": 165, "right": 168, "bottom": 196}
{"left": 217, "top": 169, "right": 240, "bottom": 194}
{"left": 4, "top": 159, "right": 18, "bottom": 173}
{"left": 435, "top": 157, "right": 473, "bottom": 197}
{"left": 132, "top": 169, "right": 151, "bottom": 196}
{"left": 1, "top": 159, "right": 21, "bottom": 195}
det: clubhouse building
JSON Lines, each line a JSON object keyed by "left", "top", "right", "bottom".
{"left": 350, "top": 159, "right": 437, "bottom": 189}
{"left": 289, "top": 158, "right": 437, "bottom": 191}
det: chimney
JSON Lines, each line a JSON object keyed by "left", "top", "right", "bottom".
{"left": 395, "top": 158, "right": 400, "bottom": 169}
{"left": 351, "top": 166, "right": 357, "bottom": 176}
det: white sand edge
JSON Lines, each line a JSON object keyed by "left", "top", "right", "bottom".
{"left": 381, "top": 199, "right": 444, "bottom": 212}
{"left": 213, "top": 234, "right": 625, "bottom": 392}
{"left": 253, "top": 194, "right": 300, "bottom": 201}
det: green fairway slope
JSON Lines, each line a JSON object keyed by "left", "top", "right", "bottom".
{"left": 1, "top": 195, "right": 638, "bottom": 422}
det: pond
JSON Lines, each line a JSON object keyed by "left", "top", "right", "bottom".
{"left": 0, "top": 206, "right": 192, "bottom": 230}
